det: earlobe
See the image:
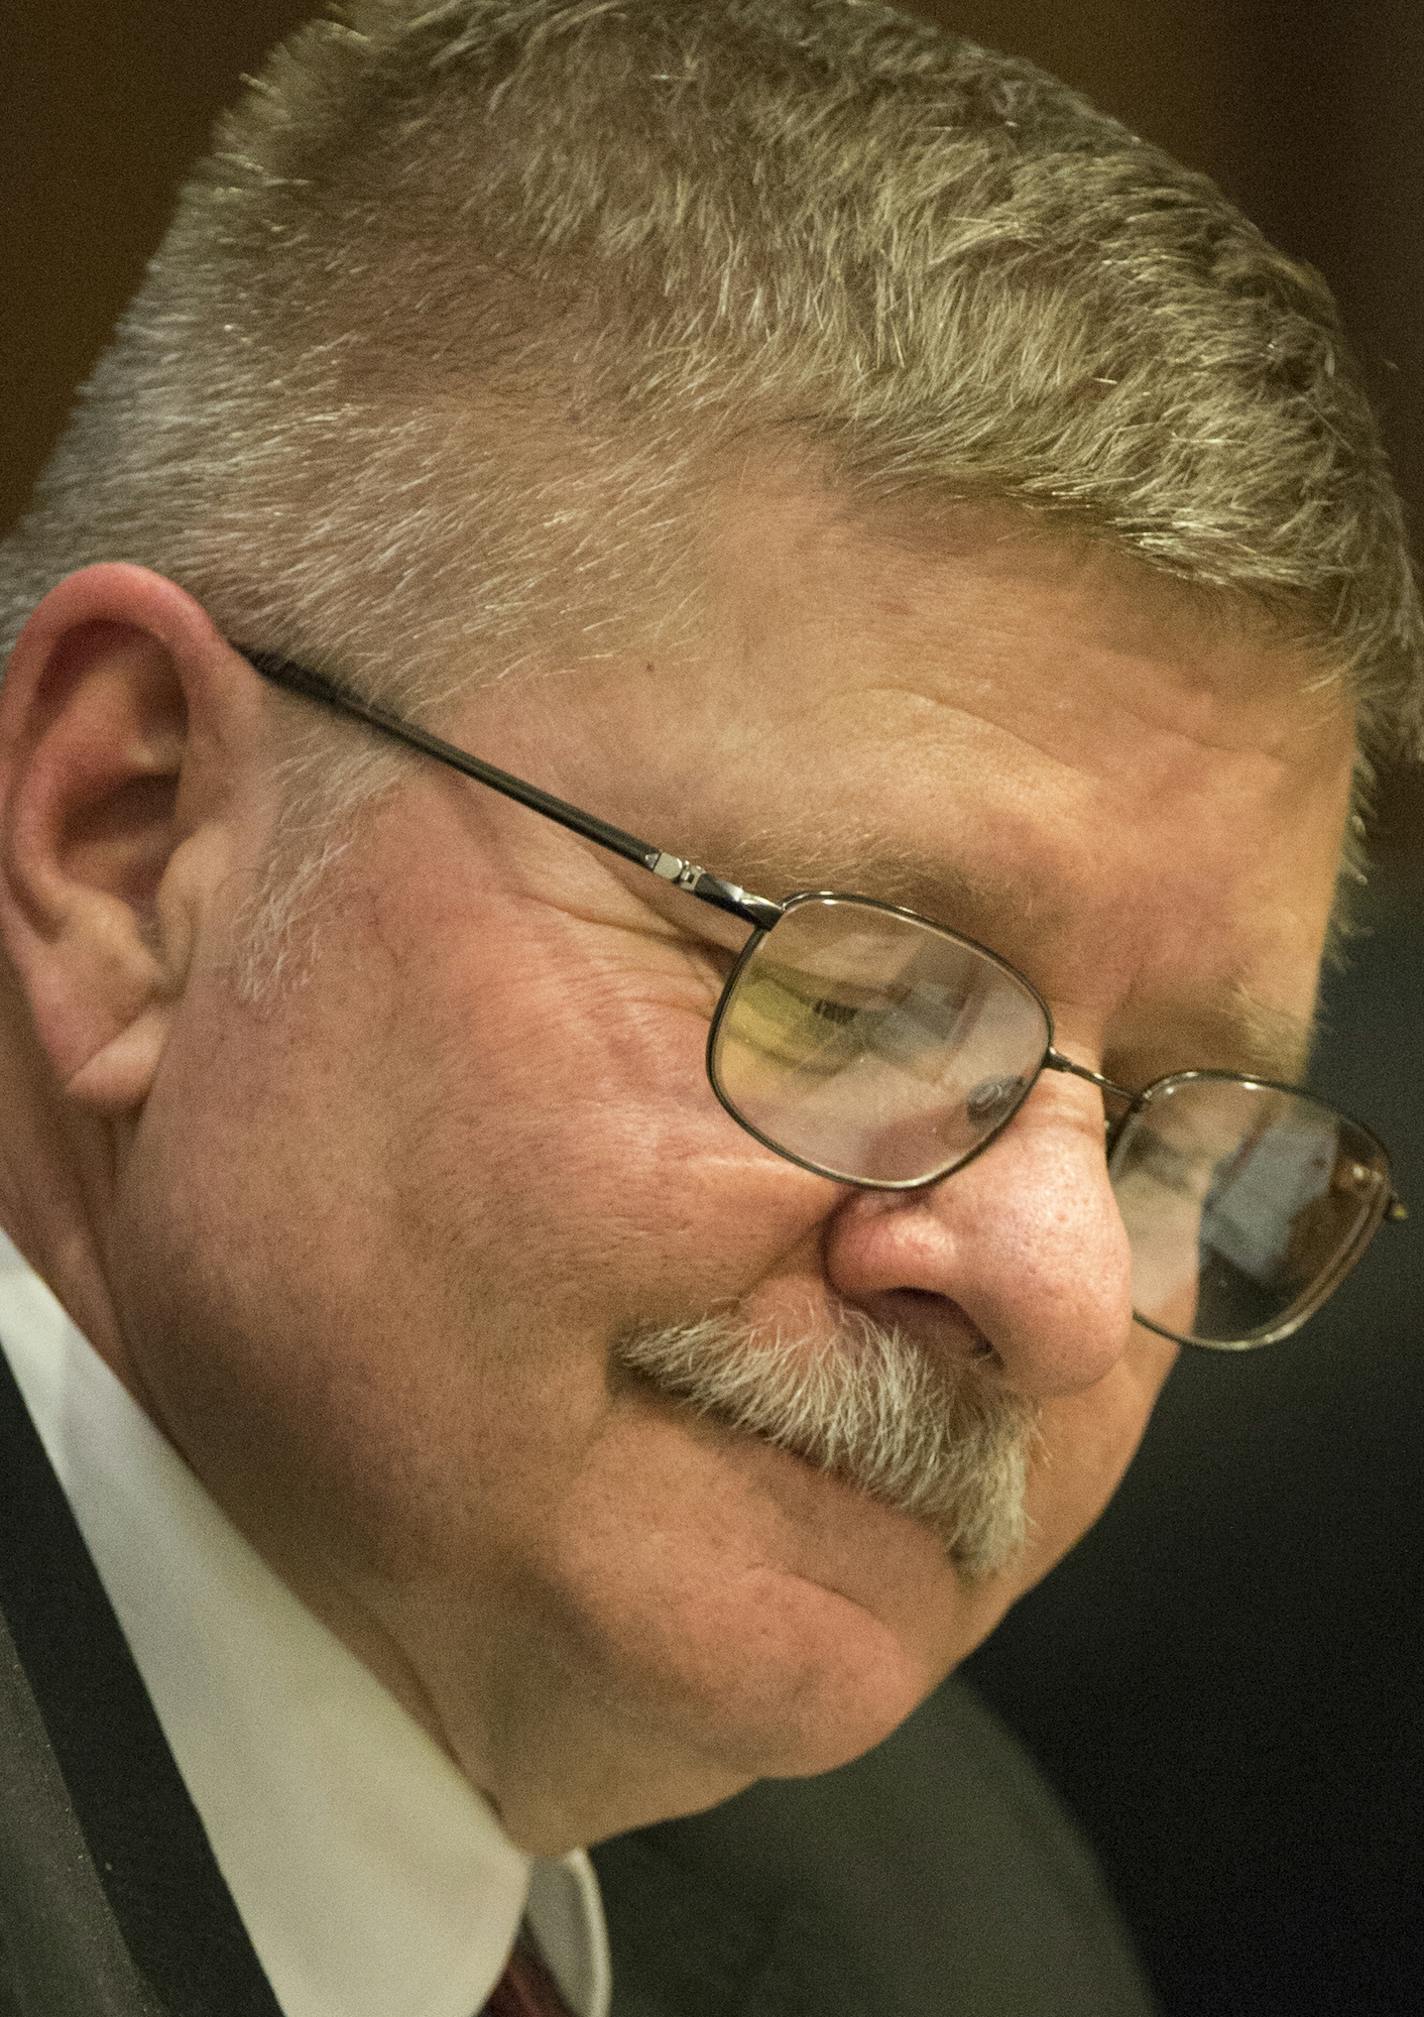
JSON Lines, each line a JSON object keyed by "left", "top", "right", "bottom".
{"left": 0, "top": 565, "right": 245, "bottom": 1114}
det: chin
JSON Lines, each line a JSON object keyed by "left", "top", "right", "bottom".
{"left": 485, "top": 1574, "right": 939, "bottom": 1853}
{"left": 673, "top": 1589, "right": 932, "bottom": 1779}
{"left": 741, "top": 1624, "right": 939, "bottom": 1785}
{"left": 535, "top": 1440, "right": 965, "bottom": 1797}
{"left": 449, "top": 1400, "right": 1008, "bottom": 1848}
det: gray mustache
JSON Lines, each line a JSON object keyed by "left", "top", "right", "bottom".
{"left": 612, "top": 1307, "right": 1039, "bottom": 1580}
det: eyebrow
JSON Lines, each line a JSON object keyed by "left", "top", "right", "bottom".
{"left": 710, "top": 824, "right": 1052, "bottom": 942}
{"left": 1174, "top": 983, "right": 1318, "bottom": 1086}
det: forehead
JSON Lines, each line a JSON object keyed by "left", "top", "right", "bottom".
{"left": 693, "top": 480, "right": 1330, "bottom": 751}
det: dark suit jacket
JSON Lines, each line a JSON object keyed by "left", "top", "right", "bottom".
{"left": 0, "top": 1344, "right": 1160, "bottom": 2017}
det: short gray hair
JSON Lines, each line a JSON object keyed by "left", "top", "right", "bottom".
{"left": 3, "top": 0, "right": 1419, "bottom": 973}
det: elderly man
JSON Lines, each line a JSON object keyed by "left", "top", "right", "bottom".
{"left": 0, "top": 3, "right": 1416, "bottom": 2014}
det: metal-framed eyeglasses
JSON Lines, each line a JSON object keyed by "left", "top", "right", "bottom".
{"left": 240, "top": 648, "right": 1406, "bottom": 1354}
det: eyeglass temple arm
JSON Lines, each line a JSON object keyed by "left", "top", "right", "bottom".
{"left": 238, "top": 650, "right": 783, "bottom": 932}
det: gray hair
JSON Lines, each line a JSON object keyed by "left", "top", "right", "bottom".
{"left": 3, "top": 0, "right": 1419, "bottom": 976}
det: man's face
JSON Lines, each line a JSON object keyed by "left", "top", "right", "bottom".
{"left": 107, "top": 489, "right": 1355, "bottom": 1849}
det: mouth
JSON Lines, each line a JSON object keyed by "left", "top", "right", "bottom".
{"left": 609, "top": 1309, "right": 1038, "bottom": 1581}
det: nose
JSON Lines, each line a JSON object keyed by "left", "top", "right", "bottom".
{"left": 821, "top": 1075, "right": 1135, "bottom": 1399}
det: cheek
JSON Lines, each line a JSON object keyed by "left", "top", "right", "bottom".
{"left": 134, "top": 914, "right": 833, "bottom": 1479}
{"left": 397, "top": 926, "right": 832, "bottom": 1308}
{"left": 425, "top": 911, "right": 701, "bottom": 1140}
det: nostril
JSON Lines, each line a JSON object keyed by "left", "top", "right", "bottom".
{"left": 874, "top": 1288, "right": 1000, "bottom": 1367}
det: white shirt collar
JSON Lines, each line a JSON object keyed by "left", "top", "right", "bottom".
{"left": 0, "top": 1235, "right": 610, "bottom": 2017}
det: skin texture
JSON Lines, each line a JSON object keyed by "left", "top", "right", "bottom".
{"left": 0, "top": 481, "right": 1356, "bottom": 1851}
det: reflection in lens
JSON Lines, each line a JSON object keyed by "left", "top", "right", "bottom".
{"left": 1111, "top": 1076, "right": 1390, "bottom": 1347}
{"left": 710, "top": 895, "right": 1051, "bottom": 1185}
{"left": 966, "top": 1075, "right": 1031, "bottom": 1126}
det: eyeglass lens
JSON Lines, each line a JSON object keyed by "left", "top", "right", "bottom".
{"left": 707, "top": 895, "right": 1390, "bottom": 1348}
{"left": 1111, "top": 1077, "right": 1391, "bottom": 1347}
{"left": 709, "top": 895, "right": 1051, "bottom": 1189}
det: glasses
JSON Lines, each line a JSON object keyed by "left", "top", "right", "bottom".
{"left": 239, "top": 648, "right": 1406, "bottom": 1352}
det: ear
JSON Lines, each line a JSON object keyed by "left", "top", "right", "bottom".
{"left": 0, "top": 565, "right": 262, "bottom": 1114}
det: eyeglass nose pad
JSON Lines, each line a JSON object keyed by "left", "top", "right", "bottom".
{"left": 964, "top": 1074, "right": 1031, "bottom": 1128}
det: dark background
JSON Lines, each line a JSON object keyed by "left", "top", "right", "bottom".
{"left": 3, "top": 6, "right": 1419, "bottom": 2014}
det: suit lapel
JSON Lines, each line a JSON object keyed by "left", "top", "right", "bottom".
{"left": 592, "top": 1828, "right": 798, "bottom": 2017}
{"left": 0, "top": 1342, "right": 283, "bottom": 2017}
{"left": 591, "top": 1822, "right": 888, "bottom": 2017}
{"left": 0, "top": 1602, "right": 168, "bottom": 2017}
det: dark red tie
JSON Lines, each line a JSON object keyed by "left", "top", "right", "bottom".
{"left": 482, "top": 1941, "right": 574, "bottom": 2017}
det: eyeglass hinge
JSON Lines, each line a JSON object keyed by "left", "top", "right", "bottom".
{"left": 647, "top": 851, "right": 781, "bottom": 929}
{"left": 649, "top": 850, "right": 703, "bottom": 887}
